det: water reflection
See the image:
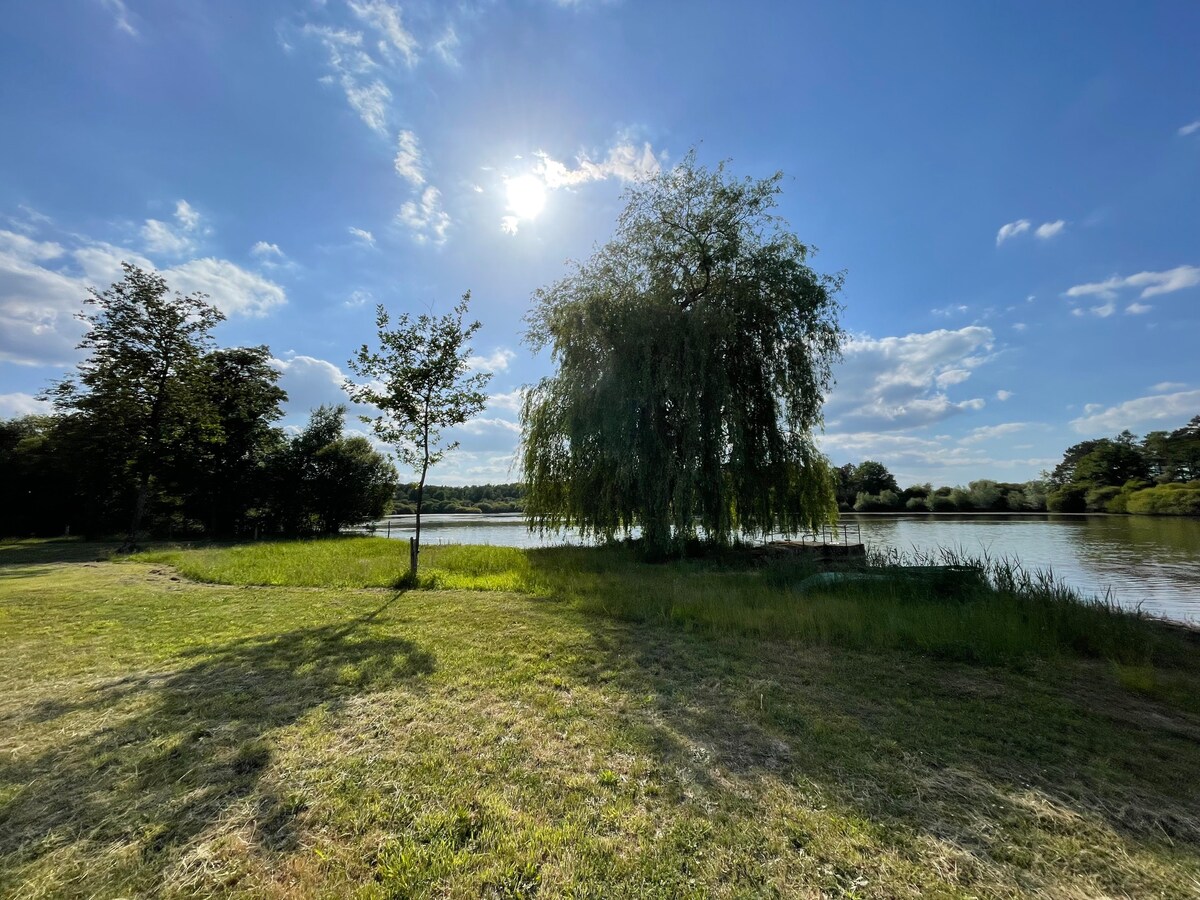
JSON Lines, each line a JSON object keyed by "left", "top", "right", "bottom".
{"left": 365, "top": 513, "right": 1200, "bottom": 624}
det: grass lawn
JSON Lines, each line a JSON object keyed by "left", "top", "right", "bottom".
{"left": 1, "top": 537, "right": 1199, "bottom": 898}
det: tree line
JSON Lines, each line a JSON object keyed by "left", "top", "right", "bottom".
{"left": 836, "top": 416, "right": 1200, "bottom": 516}
{"left": 0, "top": 266, "right": 400, "bottom": 540}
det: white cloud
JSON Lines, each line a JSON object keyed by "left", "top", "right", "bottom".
{"left": 269, "top": 354, "right": 373, "bottom": 422}
{"left": 931, "top": 303, "right": 968, "bottom": 317}
{"left": 140, "top": 199, "right": 205, "bottom": 256}
{"left": 166, "top": 258, "right": 287, "bottom": 318}
{"left": 97, "top": 0, "right": 137, "bottom": 36}
{"left": 433, "top": 26, "right": 459, "bottom": 66}
{"left": 824, "top": 327, "right": 994, "bottom": 432}
{"left": 996, "top": 390, "right": 1013, "bottom": 401}
{"left": 1070, "top": 388, "right": 1200, "bottom": 434}
{"left": 1152, "top": 381, "right": 1187, "bottom": 392}
{"left": 347, "top": 0, "right": 418, "bottom": 66}
{"left": 1011, "top": 322, "right": 1027, "bottom": 331}
{"left": 995, "top": 219, "right": 1030, "bottom": 245}
{"left": 0, "top": 392, "right": 52, "bottom": 418}
{"left": 1179, "top": 120, "right": 1200, "bottom": 137}
{"left": 1125, "top": 301, "right": 1152, "bottom": 315}
{"left": 250, "top": 241, "right": 285, "bottom": 260}
{"left": 1065, "top": 265, "right": 1200, "bottom": 301}
{"left": 500, "top": 216, "right": 519, "bottom": 236}
{"left": 934, "top": 368, "right": 971, "bottom": 387}
{"left": 397, "top": 186, "right": 450, "bottom": 245}
{"left": 302, "top": 25, "right": 392, "bottom": 134}
{"left": 348, "top": 226, "right": 376, "bottom": 246}
{"left": 341, "top": 78, "right": 392, "bottom": 134}
{"left": 393, "top": 130, "right": 425, "bottom": 187}
{"left": 1035, "top": 220, "right": 1066, "bottom": 239}
{"left": 0, "top": 230, "right": 86, "bottom": 366}
{"left": 0, "top": 210, "right": 286, "bottom": 367}
{"left": 487, "top": 388, "right": 525, "bottom": 413}
{"left": 344, "top": 289, "right": 373, "bottom": 308}
{"left": 467, "top": 348, "right": 515, "bottom": 372}
{"left": 534, "top": 140, "right": 662, "bottom": 190}
{"left": 456, "top": 416, "right": 521, "bottom": 436}
{"left": 960, "top": 422, "right": 1027, "bottom": 445}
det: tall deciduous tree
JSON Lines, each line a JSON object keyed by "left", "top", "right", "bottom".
{"left": 520, "top": 154, "right": 845, "bottom": 556}
{"left": 46, "top": 263, "right": 225, "bottom": 548}
{"left": 346, "top": 294, "right": 491, "bottom": 575}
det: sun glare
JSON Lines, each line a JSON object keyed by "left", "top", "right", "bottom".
{"left": 505, "top": 174, "right": 547, "bottom": 220}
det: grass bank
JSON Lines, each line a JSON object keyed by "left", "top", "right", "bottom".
{"left": 141, "top": 537, "right": 1192, "bottom": 671}
{"left": 2, "top": 537, "right": 1199, "bottom": 897}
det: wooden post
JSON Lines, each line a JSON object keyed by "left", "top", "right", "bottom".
{"left": 409, "top": 536, "right": 418, "bottom": 574}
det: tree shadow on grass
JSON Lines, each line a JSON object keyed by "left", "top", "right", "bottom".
{"left": 524, "top": 547, "right": 1200, "bottom": 893}
{"left": 0, "top": 598, "right": 434, "bottom": 891}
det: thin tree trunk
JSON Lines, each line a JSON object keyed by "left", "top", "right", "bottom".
{"left": 122, "top": 470, "right": 151, "bottom": 553}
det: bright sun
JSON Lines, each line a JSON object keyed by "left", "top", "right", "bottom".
{"left": 505, "top": 174, "right": 547, "bottom": 220}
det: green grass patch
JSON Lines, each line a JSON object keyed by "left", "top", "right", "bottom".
{"left": 3, "top": 538, "right": 1199, "bottom": 897}
{"left": 137, "top": 536, "right": 1192, "bottom": 669}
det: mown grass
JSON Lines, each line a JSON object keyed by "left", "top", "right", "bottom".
{"left": 2, "top": 537, "right": 1199, "bottom": 898}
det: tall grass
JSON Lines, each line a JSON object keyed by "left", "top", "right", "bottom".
{"left": 136, "top": 537, "right": 1193, "bottom": 669}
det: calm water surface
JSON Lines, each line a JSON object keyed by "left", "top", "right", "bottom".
{"left": 368, "top": 513, "right": 1200, "bottom": 624}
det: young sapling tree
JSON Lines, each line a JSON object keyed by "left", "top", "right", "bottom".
{"left": 346, "top": 293, "right": 492, "bottom": 576}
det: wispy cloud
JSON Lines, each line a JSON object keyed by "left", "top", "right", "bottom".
{"left": 1035, "top": 219, "right": 1066, "bottom": 239}
{"left": 1179, "top": 120, "right": 1200, "bottom": 137}
{"left": 250, "top": 241, "right": 284, "bottom": 260}
{"left": 997, "top": 218, "right": 1067, "bottom": 245}
{"left": 960, "top": 422, "right": 1027, "bottom": 445}
{"left": 393, "top": 129, "right": 425, "bottom": 187}
{"left": 97, "top": 0, "right": 137, "bottom": 36}
{"left": 931, "top": 303, "right": 968, "bottom": 317}
{"left": 347, "top": 0, "right": 419, "bottom": 66}
{"left": 397, "top": 186, "right": 450, "bottom": 245}
{"left": 1070, "top": 388, "right": 1200, "bottom": 434}
{"left": 302, "top": 25, "right": 392, "bottom": 134}
{"left": 995, "top": 219, "right": 1030, "bottom": 245}
{"left": 996, "top": 390, "right": 1013, "bottom": 401}
{"left": 140, "top": 200, "right": 205, "bottom": 256}
{"left": 348, "top": 226, "right": 376, "bottom": 247}
{"left": 433, "top": 26, "right": 460, "bottom": 66}
{"left": 534, "top": 140, "right": 661, "bottom": 189}
{"left": 1065, "top": 265, "right": 1200, "bottom": 301}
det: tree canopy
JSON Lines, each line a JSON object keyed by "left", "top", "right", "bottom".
{"left": 45, "top": 264, "right": 226, "bottom": 546}
{"left": 520, "top": 155, "right": 845, "bottom": 555}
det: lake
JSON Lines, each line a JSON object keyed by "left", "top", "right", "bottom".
{"left": 363, "top": 513, "right": 1200, "bottom": 624}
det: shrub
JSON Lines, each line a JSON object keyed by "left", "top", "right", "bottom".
{"left": 1125, "top": 483, "right": 1200, "bottom": 515}
{"left": 905, "top": 496, "right": 929, "bottom": 511}
{"left": 1047, "top": 485, "right": 1088, "bottom": 513}
{"left": 1085, "top": 485, "right": 1122, "bottom": 512}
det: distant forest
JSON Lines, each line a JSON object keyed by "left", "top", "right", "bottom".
{"left": 390, "top": 483, "right": 525, "bottom": 515}
{"left": 835, "top": 414, "right": 1200, "bottom": 516}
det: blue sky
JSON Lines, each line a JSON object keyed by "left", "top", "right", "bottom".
{"left": 2, "top": 0, "right": 1198, "bottom": 486}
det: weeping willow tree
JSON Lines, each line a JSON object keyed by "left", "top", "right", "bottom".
{"left": 520, "top": 154, "right": 845, "bottom": 556}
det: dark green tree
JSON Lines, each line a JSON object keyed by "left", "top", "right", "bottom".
{"left": 520, "top": 155, "right": 845, "bottom": 556}
{"left": 266, "top": 405, "right": 397, "bottom": 535}
{"left": 1071, "top": 441, "right": 1149, "bottom": 488}
{"left": 189, "top": 346, "right": 288, "bottom": 535}
{"left": 346, "top": 294, "right": 492, "bottom": 575}
{"left": 45, "top": 264, "right": 225, "bottom": 548}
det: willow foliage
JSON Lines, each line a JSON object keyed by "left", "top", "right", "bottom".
{"left": 520, "top": 156, "right": 845, "bottom": 555}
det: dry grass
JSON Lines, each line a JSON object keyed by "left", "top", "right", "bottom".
{"left": 2, "top": 538, "right": 1199, "bottom": 898}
